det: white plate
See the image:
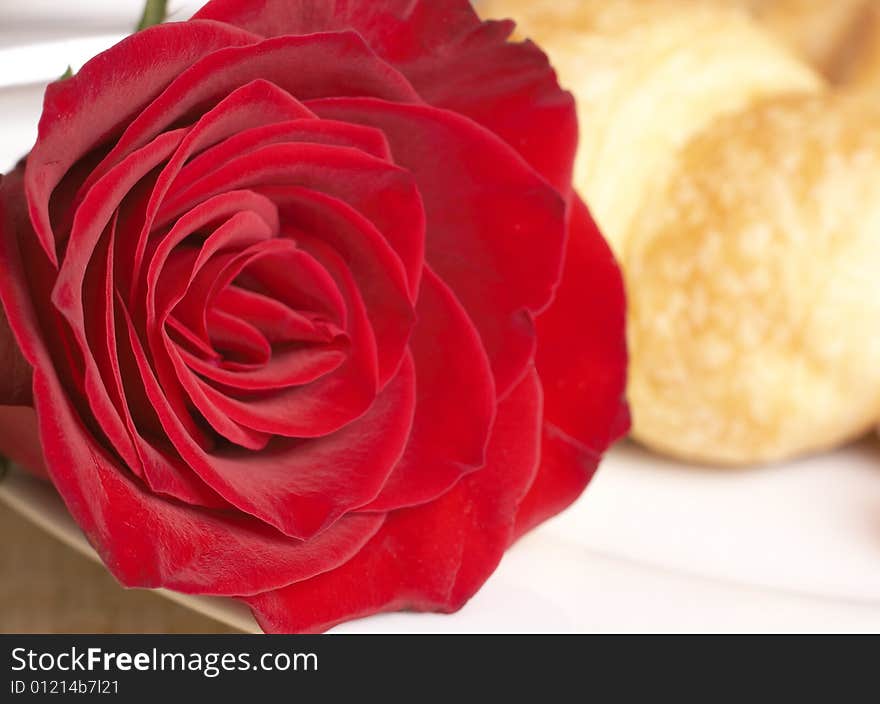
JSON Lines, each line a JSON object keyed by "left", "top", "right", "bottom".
{"left": 3, "top": 7, "right": 880, "bottom": 634}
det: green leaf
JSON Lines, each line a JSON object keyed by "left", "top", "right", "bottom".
{"left": 59, "top": 65, "right": 74, "bottom": 81}
{"left": 137, "top": 0, "right": 169, "bottom": 32}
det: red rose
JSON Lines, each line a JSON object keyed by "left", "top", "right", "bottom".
{"left": 0, "top": 0, "right": 627, "bottom": 633}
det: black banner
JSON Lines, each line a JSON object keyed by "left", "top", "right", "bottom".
{"left": 2, "top": 634, "right": 586, "bottom": 700}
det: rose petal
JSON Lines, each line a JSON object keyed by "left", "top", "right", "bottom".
{"left": 195, "top": 0, "right": 577, "bottom": 194}
{"left": 148, "top": 218, "right": 281, "bottom": 451}
{"left": 176, "top": 352, "right": 416, "bottom": 541}
{"left": 515, "top": 197, "right": 629, "bottom": 537}
{"left": 179, "top": 241, "right": 378, "bottom": 439}
{"left": 24, "top": 20, "right": 260, "bottom": 265}
{"left": 162, "top": 134, "right": 425, "bottom": 298}
{"left": 180, "top": 335, "right": 346, "bottom": 393}
{"left": 270, "top": 187, "right": 416, "bottom": 384}
{"left": 127, "top": 78, "right": 314, "bottom": 301}
{"left": 213, "top": 285, "right": 343, "bottom": 346}
{"left": 116, "top": 298, "right": 411, "bottom": 540}
{"left": 34, "top": 371, "right": 385, "bottom": 596}
{"left": 46, "top": 129, "right": 190, "bottom": 468}
{"left": 82, "top": 31, "right": 421, "bottom": 198}
{"left": 152, "top": 240, "right": 369, "bottom": 445}
{"left": 364, "top": 267, "right": 495, "bottom": 512}
{"left": 143, "top": 190, "right": 282, "bottom": 338}
{"left": 247, "top": 367, "right": 542, "bottom": 634}
{"left": 86, "top": 215, "right": 226, "bottom": 506}
{"left": 7, "top": 170, "right": 143, "bottom": 484}
{"left": 309, "top": 98, "right": 566, "bottom": 397}
{"left": 174, "top": 119, "right": 394, "bottom": 193}
{"left": 156, "top": 143, "right": 421, "bottom": 387}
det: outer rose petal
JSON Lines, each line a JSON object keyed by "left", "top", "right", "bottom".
{"left": 516, "top": 197, "right": 629, "bottom": 538}
{"left": 25, "top": 20, "right": 260, "bottom": 265}
{"left": 247, "top": 368, "right": 542, "bottom": 634}
{"left": 364, "top": 267, "right": 495, "bottom": 512}
{"left": 310, "top": 97, "right": 566, "bottom": 397}
{"left": 194, "top": 0, "right": 578, "bottom": 195}
{"left": 80, "top": 31, "right": 421, "bottom": 197}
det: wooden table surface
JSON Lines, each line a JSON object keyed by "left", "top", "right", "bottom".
{"left": 0, "top": 507, "right": 239, "bottom": 634}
